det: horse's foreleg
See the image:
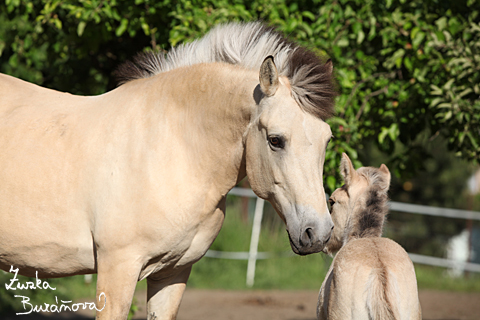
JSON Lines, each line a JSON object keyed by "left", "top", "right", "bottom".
{"left": 146, "top": 266, "right": 192, "bottom": 320}
{"left": 95, "top": 257, "right": 141, "bottom": 320}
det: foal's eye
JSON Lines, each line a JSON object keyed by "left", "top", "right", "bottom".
{"left": 268, "top": 135, "right": 284, "bottom": 149}
{"left": 328, "top": 198, "right": 335, "bottom": 211}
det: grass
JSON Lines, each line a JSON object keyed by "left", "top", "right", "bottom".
{"left": 0, "top": 272, "right": 96, "bottom": 314}
{"left": 187, "top": 196, "right": 480, "bottom": 292}
{"left": 2, "top": 197, "right": 479, "bottom": 315}
{"left": 414, "top": 265, "right": 480, "bottom": 292}
{"left": 187, "top": 198, "right": 332, "bottom": 290}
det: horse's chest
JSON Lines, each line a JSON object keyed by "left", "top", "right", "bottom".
{"left": 139, "top": 202, "right": 226, "bottom": 279}
{"left": 178, "top": 206, "right": 225, "bottom": 265}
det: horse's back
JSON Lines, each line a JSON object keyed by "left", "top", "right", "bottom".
{"left": 321, "top": 238, "right": 421, "bottom": 320}
{"left": 0, "top": 74, "right": 98, "bottom": 277}
{"left": 1, "top": 73, "right": 71, "bottom": 110}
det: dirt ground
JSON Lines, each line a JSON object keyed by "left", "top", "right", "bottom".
{"left": 4, "top": 289, "right": 480, "bottom": 320}
{"left": 176, "top": 290, "right": 480, "bottom": 320}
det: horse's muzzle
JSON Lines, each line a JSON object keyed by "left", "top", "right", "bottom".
{"left": 288, "top": 222, "right": 334, "bottom": 255}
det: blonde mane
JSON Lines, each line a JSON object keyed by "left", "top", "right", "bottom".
{"left": 114, "top": 21, "right": 337, "bottom": 120}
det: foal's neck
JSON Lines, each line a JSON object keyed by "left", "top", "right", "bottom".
{"left": 347, "top": 188, "right": 389, "bottom": 241}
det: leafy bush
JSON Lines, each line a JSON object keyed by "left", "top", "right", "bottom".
{"left": 1, "top": 0, "right": 478, "bottom": 190}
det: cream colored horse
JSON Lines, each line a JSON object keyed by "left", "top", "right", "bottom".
{"left": 317, "top": 154, "right": 421, "bottom": 320}
{"left": 0, "top": 22, "right": 336, "bottom": 319}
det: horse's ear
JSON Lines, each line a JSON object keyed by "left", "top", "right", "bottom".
{"left": 378, "top": 164, "right": 391, "bottom": 193}
{"left": 259, "top": 56, "right": 279, "bottom": 97}
{"left": 340, "top": 153, "right": 357, "bottom": 187}
{"left": 324, "top": 59, "right": 333, "bottom": 76}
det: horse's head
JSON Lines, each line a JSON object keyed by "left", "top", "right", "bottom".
{"left": 245, "top": 56, "right": 334, "bottom": 255}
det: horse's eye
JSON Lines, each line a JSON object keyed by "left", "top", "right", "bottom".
{"left": 268, "top": 136, "right": 284, "bottom": 149}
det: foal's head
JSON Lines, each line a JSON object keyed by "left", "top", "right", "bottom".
{"left": 323, "top": 153, "right": 391, "bottom": 254}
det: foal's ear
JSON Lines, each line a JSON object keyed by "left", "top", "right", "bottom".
{"left": 259, "top": 56, "right": 279, "bottom": 97}
{"left": 324, "top": 59, "right": 333, "bottom": 76}
{"left": 340, "top": 153, "right": 357, "bottom": 187}
{"left": 378, "top": 164, "right": 391, "bottom": 193}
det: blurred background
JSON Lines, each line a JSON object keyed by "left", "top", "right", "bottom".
{"left": 1, "top": 0, "right": 479, "bottom": 318}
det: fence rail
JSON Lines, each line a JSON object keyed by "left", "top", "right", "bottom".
{"left": 390, "top": 201, "right": 480, "bottom": 221}
{"left": 205, "top": 187, "right": 480, "bottom": 287}
{"left": 408, "top": 253, "right": 480, "bottom": 273}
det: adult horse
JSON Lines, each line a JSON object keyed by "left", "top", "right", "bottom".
{"left": 0, "top": 22, "right": 336, "bottom": 319}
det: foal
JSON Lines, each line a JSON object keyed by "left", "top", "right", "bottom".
{"left": 317, "top": 153, "right": 421, "bottom": 320}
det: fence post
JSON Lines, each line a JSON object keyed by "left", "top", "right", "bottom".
{"left": 246, "top": 197, "right": 265, "bottom": 287}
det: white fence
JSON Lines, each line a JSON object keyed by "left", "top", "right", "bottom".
{"left": 205, "top": 187, "right": 480, "bottom": 287}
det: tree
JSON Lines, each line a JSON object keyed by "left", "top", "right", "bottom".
{"left": 1, "top": 0, "right": 479, "bottom": 192}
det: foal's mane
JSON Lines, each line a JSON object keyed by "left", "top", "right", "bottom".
{"left": 114, "top": 21, "right": 337, "bottom": 120}
{"left": 350, "top": 168, "right": 390, "bottom": 239}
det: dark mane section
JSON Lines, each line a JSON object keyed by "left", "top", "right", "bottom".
{"left": 113, "top": 22, "right": 337, "bottom": 120}
{"left": 351, "top": 170, "right": 390, "bottom": 239}
{"left": 357, "top": 189, "right": 389, "bottom": 238}
{"left": 287, "top": 47, "right": 336, "bottom": 119}
{"left": 113, "top": 52, "right": 152, "bottom": 85}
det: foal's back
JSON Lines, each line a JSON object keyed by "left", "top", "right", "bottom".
{"left": 319, "top": 237, "right": 421, "bottom": 320}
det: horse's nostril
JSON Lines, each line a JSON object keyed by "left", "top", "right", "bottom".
{"left": 300, "top": 227, "right": 315, "bottom": 246}
{"left": 306, "top": 227, "right": 314, "bottom": 240}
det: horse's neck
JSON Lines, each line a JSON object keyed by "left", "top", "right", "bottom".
{"left": 142, "top": 63, "right": 256, "bottom": 193}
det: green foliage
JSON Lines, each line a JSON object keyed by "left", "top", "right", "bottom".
{"left": 1, "top": 0, "right": 478, "bottom": 191}
{"left": 0, "top": 0, "right": 173, "bottom": 94}
{"left": 2, "top": 1, "right": 478, "bottom": 193}
{"left": 160, "top": 0, "right": 480, "bottom": 185}
{"left": 307, "top": 0, "right": 480, "bottom": 184}
{"left": 127, "top": 296, "right": 138, "bottom": 320}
